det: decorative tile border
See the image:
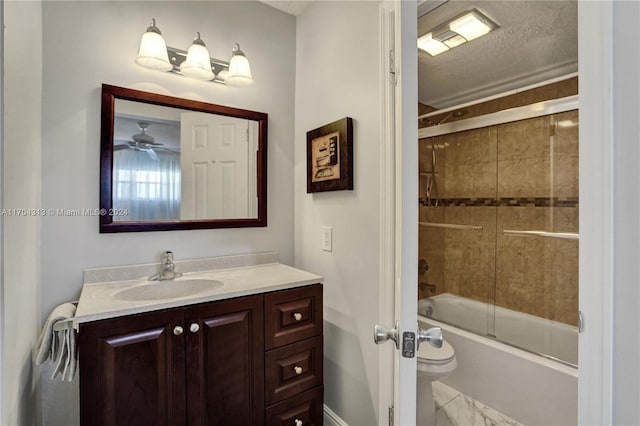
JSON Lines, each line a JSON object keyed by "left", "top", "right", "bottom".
{"left": 420, "top": 197, "right": 579, "bottom": 207}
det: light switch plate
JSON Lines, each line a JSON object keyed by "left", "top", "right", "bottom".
{"left": 322, "top": 226, "right": 333, "bottom": 252}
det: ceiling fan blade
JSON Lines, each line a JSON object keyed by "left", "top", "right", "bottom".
{"left": 155, "top": 147, "right": 180, "bottom": 153}
{"left": 146, "top": 148, "right": 159, "bottom": 161}
{"left": 114, "top": 145, "right": 129, "bottom": 151}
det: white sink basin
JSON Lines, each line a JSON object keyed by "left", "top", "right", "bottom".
{"left": 114, "top": 278, "right": 224, "bottom": 301}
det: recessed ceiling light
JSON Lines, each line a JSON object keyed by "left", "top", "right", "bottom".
{"left": 417, "top": 33, "right": 450, "bottom": 56}
{"left": 449, "top": 10, "right": 495, "bottom": 41}
{"left": 443, "top": 34, "right": 467, "bottom": 48}
{"left": 418, "top": 9, "right": 499, "bottom": 57}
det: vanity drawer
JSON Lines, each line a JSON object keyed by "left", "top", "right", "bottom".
{"left": 265, "top": 284, "right": 322, "bottom": 349}
{"left": 265, "top": 386, "right": 323, "bottom": 426}
{"left": 265, "top": 336, "right": 323, "bottom": 405}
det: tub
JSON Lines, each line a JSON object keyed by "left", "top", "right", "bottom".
{"left": 419, "top": 293, "right": 578, "bottom": 365}
{"left": 419, "top": 293, "right": 578, "bottom": 426}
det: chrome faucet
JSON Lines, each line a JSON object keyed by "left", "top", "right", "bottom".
{"left": 149, "top": 251, "right": 183, "bottom": 281}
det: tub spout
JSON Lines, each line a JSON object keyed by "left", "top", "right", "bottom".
{"left": 420, "top": 282, "right": 437, "bottom": 293}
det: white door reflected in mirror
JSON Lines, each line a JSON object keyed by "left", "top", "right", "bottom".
{"left": 180, "top": 112, "right": 258, "bottom": 220}
{"left": 111, "top": 99, "right": 259, "bottom": 222}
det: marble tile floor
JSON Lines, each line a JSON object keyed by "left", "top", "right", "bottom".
{"left": 433, "top": 381, "right": 523, "bottom": 426}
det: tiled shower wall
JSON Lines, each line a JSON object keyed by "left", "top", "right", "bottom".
{"left": 418, "top": 109, "right": 579, "bottom": 326}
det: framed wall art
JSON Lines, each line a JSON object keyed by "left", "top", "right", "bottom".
{"left": 306, "top": 117, "right": 353, "bottom": 193}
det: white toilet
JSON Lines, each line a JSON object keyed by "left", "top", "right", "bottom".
{"left": 416, "top": 338, "right": 457, "bottom": 426}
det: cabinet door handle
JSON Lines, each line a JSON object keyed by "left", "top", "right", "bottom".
{"left": 292, "top": 312, "right": 303, "bottom": 321}
{"left": 173, "top": 326, "right": 184, "bottom": 336}
{"left": 293, "top": 365, "right": 303, "bottom": 375}
{"left": 294, "top": 419, "right": 303, "bottom": 426}
{"left": 189, "top": 323, "right": 200, "bottom": 333}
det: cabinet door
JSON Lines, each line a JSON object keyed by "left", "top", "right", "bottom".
{"left": 78, "top": 308, "right": 186, "bottom": 426}
{"left": 185, "top": 295, "right": 265, "bottom": 426}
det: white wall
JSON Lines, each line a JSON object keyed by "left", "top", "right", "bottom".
{"left": 611, "top": 1, "right": 640, "bottom": 424}
{"left": 2, "top": 1, "right": 43, "bottom": 425}
{"left": 294, "top": 2, "right": 382, "bottom": 424}
{"left": 34, "top": 1, "right": 296, "bottom": 424}
{"left": 40, "top": 0, "right": 296, "bottom": 317}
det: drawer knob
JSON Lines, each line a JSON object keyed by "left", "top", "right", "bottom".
{"left": 190, "top": 323, "right": 200, "bottom": 333}
{"left": 293, "top": 365, "right": 303, "bottom": 375}
{"left": 294, "top": 419, "right": 303, "bottom": 426}
{"left": 292, "top": 312, "right": 303, "bottom": 321}
{"left": 173, "top": 326, "right": 184, "bottom": 336}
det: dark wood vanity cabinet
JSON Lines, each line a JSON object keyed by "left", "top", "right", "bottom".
{"left": 79, "top": 295, "right": 264, "bottom": 426}
{"left": 184, "top": 296, "right": 265, "bottom": 426}
{"left": 78, "top": 284, "right": 322, "bottom": 426}
{"left": 264, "top": 284, "right": 324, "bottom": 425}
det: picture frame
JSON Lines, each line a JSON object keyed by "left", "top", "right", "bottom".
{"left": 306, "top": 117, "right": 353, "bottom": 193}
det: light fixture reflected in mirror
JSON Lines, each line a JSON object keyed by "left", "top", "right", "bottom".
{"left": 135, "top": 18, "right": 254, "bottom": 86}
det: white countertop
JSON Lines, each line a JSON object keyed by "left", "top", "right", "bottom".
{"left": 74, "top": 262, "right": 323, "bottom": 326}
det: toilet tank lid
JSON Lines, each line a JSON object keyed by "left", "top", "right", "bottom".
{"left": 417, "top": 339, "right": 455, "bottom": 362}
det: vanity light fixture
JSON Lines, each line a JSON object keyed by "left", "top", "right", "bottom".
{"left": 180, "top": 33, "right": 215, "bottom": 81}
{"left": 226, "top": 44, "right": 253, "bottom": 87}
{"left": 135, "top": 19, "right": 173, "bottom": 71}
{"left": 135, "top": 18, "right": 254, "bottom": 85}
{"left": 418, "top": 9, "right": 499, "bottom": 57}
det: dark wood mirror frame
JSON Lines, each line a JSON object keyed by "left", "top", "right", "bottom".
{"left": 100, "top": 84, "right": 268, "bottom": 233}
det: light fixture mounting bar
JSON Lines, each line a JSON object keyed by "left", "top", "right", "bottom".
{"left": 166, "top": 46, "right": 230, "bottom": 83}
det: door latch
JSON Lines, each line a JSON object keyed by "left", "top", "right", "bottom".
{"left": 402, "top": 332, "right": 415, "bottom": 358}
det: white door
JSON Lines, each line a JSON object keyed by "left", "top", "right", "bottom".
{"left": 376, "top": 2, "right": 419, "bottom": 425}
{"left": 180, "top": 112, "right": 254, "bottom": 219}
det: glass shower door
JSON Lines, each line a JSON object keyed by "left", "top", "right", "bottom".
{"left": 419, "top": 125, "right": 498, "bottom": 338}
{"left": 494, "top": 110, "right": 579, "bottom": 365}
{"left": 418, "top": 103, "right": 579, "bottom": 366}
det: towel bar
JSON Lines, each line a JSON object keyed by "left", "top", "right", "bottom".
{"left": 52, "top": 301, "right": 78, "bottom": 332}
{"left": 419, "top": 222, "right": 483, "bottom": 231}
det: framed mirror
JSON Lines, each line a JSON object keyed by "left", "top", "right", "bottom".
{"left": 100, "top": 84, "right": 267, "bottom": 232}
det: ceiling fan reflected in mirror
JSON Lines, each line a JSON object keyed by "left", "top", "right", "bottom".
{"left": 114, "top": 121, "right": 177, "bottom": 160}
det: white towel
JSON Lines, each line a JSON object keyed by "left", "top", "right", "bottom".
{"left": 35, "top": 303, "right": 77, "bottom": 381}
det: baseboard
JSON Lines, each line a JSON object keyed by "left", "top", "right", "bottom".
{"left": 324, "top": 404, "right": 349, "bottom": 426}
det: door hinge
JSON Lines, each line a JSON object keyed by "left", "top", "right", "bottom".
{"left": 389, "top": 406, "right": 394, "bottom": 426}
{"left": 389, "top": 50, "right": 397, "bottom": 85}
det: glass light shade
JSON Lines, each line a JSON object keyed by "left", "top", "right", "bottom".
{"left": 180, "top": 38, "right": 215, "bottom": 81}
{"left": 135, "top": 31, "right": 172, "bottom": 71}
{"left": 417, "top": 33, "right": 450, "bottom": 56}
{"left": 226, "top": 45, "right": 253, "bottom": 87}
{"left": 217, "top": 70, "right": 229, "bottom": 81}
{"left": 449, "top": 12, "right": 492, "bottom": 41}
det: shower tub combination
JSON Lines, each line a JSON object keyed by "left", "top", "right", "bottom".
{"left": 419, "top": 295, "right": 578, "bottom": 426}
{"left": 416, "top": 88, "right": 580, "bottom": 425}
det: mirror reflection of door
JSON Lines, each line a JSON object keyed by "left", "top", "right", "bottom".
{"left": 180, "top": 112, "right": 258, "bottom": 220}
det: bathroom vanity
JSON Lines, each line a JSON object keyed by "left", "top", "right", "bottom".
{"left": 72, "top": 254, "right": 323, "bottom": 426}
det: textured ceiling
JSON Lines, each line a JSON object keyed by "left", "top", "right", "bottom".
{"left": 259, "top": 0, "right": 310, "bottom": 16}
{"left": 418, "top": 1, "right": 578, "bottom": 109}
